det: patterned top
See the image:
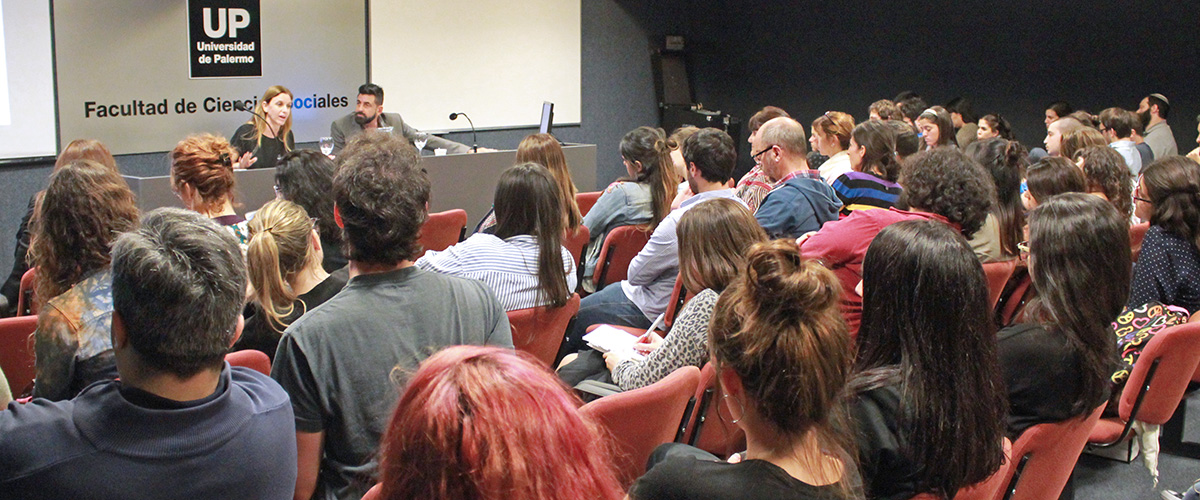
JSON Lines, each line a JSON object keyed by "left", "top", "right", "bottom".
{"left": 1128, "top": 225, "right": 1200, "bottom": 314}
{"left": 831, "top": 171, "right": 902, "bottom": 215}
{"left": 611, "top": 288, "right": 719, "bottom": 391}
{"left": 32, "top": 268, "right": 118, "bottom": 401}
{"left": 416, "top": 234, "right": 577, "bottom": 311}
{"left": 735, "top": 166, "right": 773, "bottom": 214}
{"left": 212, "top": 214, "right": 250, "bottom": 250}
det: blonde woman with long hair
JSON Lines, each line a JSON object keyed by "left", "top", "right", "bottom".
{"left": 237, "top": 200, "right": 347, "bottom": 359}
{"left": 230, "top": 85, "right": 295, "bottom": 169}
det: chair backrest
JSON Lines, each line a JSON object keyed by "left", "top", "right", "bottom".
{"left": 417, "top": 209, "right": 468, "bottom": 253}
{"left": 1000, "top": 404, "right": 1105, "bottom": 500}
{"left": 225, "top": 349, "right": 272, "bottom": 376}
{"left": 0, "top": 315, "right": 38, "bottom": 397}
{"left": 1118, "top": 322, "right": 1200, "bottom": 424}
{"left": 592, "top": 225, "right": 653, "bottom": 289}
{"left": 508, "top": 294, "right": 581, "bottom": 368}
{"left": 16, "top": 267, "right": 37, "bottom": 317}
{"left": 361, "top": 483, "right": 382, "bottom": 500}
{"left": 662, "top": 274, "right": 695, "bottom": 331}
{"left": 981, "top": 260, "right": 1017, "bottom": 312}
{"left": 681, "top": 362, "right": 746, "bottom": 458}
{"left": 563, "top": 225, "right": 590, "bottom": 265}
{"left": 576, "top": 191, "right": 602, "bottom": 218}
{"left": 952, "top": 437, "right": 1013, "bottom": 500}
{"left": 995, "top": 268, "right": 1032, "bottom": 328}
{"left": 1129, "top": 222, "right": 1150, "bottom": 262}
{"left": 579, "top": 365, "right": 701, "bottom": 488}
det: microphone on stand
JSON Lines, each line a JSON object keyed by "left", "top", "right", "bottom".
{"left": 233, "top": 101, "right": 279, "bottom": 141}
{"left": 449, "top": 112, "right": 478, "bottom": 152}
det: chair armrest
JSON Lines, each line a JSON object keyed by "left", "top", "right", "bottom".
{"left": 575, "top": 380, "right": 623, "bottom": 398}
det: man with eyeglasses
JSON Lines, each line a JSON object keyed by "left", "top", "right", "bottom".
{"left": 1098, "top": 107, "right": 1143, "bottom": 175}
{"left": 752, "top": 117, "right": 842, "bottom": 239}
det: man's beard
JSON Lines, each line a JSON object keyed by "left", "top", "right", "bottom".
{"left": 1138, "top": 109, "right": 1152, "bottom": 129}
{"left": 354, "top": 111, "right": 376, "bottom": 126}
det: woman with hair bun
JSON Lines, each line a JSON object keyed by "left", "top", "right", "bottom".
{"left": 581, "top": 126, "right": 677, "bottom": 290}
{"left": 375, "top": 345, "right": 624, "bottom": 500}
{"left": 851, "top": 219, "right": 1006, "bottom": 499}
{"left": 230, "top": 84, "right": 295, "bottom": 169}
{"left": 811, "top": 111, "right": 856, "bottom": 184}
{"left": 238, "top": 199, "right": 348, "bottom": 360}
{"left": 976, "top": 114, "right": 1014, "bottom": 141}
{"left": 170, "top": 133, "right": 249, "bottom": 246}
{"left": 631, "top": 240, "right": 859, "bottom": 500}
{"left": 966, "top": 138, "right": 1029, "bottom": 261}
{"left": 30, "top": 159, "right": 140, "bottom": 400}
{"left": 1129, "top": 157, "right": 1200, "bottom": 314}
{"left": 831, "top": 120, "right": 903, "bottom": 214}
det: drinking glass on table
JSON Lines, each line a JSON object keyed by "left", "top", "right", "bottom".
{"left": 319, "top": 137, "right": 334, "bottom": 156}
{"left": 413, "top": 132, "right": 429, "bottom": 152}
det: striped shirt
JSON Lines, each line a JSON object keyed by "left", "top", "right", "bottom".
{"left": 831, "top": 171, "right": 902, "bottom": 215}
{"left": 415, "top": 234, "right": 577, "bottom": 311}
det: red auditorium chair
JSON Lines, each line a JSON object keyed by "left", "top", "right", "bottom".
{"left": 981, "top": 260, "right": 1017, "bottom": 312}
{"left": 578, "top": 365, "right": 700, "bottom": 488}
{"left": 417, "top": 209, "right": 468, "bottom": 253}
{"left": 1129, "top": 222, "right": 1150, "bottom": 262}
{"left": 225, "top": 349, "right": 271, "bottom": 376}
{"left": 678, "top": 362, "right": 745, "bottom": 459}
{"left": 0, "top": 315, "right": 39, "bottom": 397}
{"left": 16, "top": 267, "right": 37, "bottom": 317}
{"left": 575, "top": 191, "right": 602, "bottom": 218}
{"left": 563, "top": 225, "right": 590, "bottom": 266}
{"left": 591, "top": 225, "right": 653, "bottom": 289}
{"left": 998, "top": 404, "right": 1106, "bottom": 500}
{"left": 508, "top": 294, "right": 581, "bottom": 368}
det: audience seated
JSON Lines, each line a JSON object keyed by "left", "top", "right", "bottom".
{"left": 755, "top": 117, "right": 841, "bottom": 238}
{"left": 850, "top": 219, "right": 1006, "bottom": 500}
{"left": 965, "top": 138, "right": 1029, "bottom": 261}
{"left": 170, "top": 134, "right": 250, "bottom": 246}
{"left": 30, "top": 160, "right": 138, "bottom": 401}
{"left": 1076, "top": 146, "right": 1135, "bottom": 221}
{"left": 375, "top": 346, "right": 623, "bottom": 500}
{"left": 810, "top": 111, "right": 855, "bottom": 184}
{"left": 238, "top": 200, "right": 348, "bottom": 361}
{"left": 417, "top": 163, "right": 576, "bottom": 311}
{"left": 1022, "top": 157, "right": 1088, "bottom": 210}
{"left": 868, "top": 99, "right": 904, "bottom": 121}
{"left": 886, "top": 120, "right": 921, "bottom": 163}
{"left": 1, "top": 139, "right": 118, "bottom": 316}
{"left": 831, "top": 120, "right": 903, "bottom": 214}
{"left": 630, "top": 240, "right": 858, "bottom": 500}
{"left": 1099, "top": 107, "right": 1144, "bottom": 174}
{"left": 581, "top": 126, "right": 676, "bottom": 290}
{"left": 275, "top": 150, "right": 347, "bottom": 272}
{"left": 564, "top": 128, "right": 743, "bottom": 355}
{"left": 557, "top": 198, "right": 767, "bottom": 390}
{"left": 946, "top": 96, "right": 979, "bottom": 148}
{"left": 736, "top": 106, "right": 790, "bottom": 213}
{"left": 1129, "top": 157, "right": 1200, "bottom": 315}
{"left": 897, "top": 95, "right": 928, "bottom": 127}
{"left": 0, "top": 208, "right": 297, "bottom": 498}
{"left": 1044, "top": 117, "right": 1085, "bottom": 158}
{"left": 801, "top": 148, "right": 994, "bottom": 334}
{"left": 1138, "top": 93, "right": 1178, "bottom": 159}
{"left": 270, "top": 132, "right": 512, "bottom": 500}
{"left": 999, "top": 194, "right": 1128, "bottom": 436}
{"left": 977, "top": 114, "right": 1015, "bottom": 141}
{"left": 915, "top": 106, "right": 955, "bottom": 150}
{"left": 476, "top": 132, "right": 582, "bottom": 233}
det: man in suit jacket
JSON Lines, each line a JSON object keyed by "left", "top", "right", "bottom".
{"left": 330, "top": 83, "right": 470, "bottom": 155}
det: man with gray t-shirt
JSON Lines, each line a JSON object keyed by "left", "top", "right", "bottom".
{"left": 271, "top": 132, "right": 512, "bottom": 500}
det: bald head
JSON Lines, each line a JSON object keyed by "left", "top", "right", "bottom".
{"left": 758, "top": 117, "right": 809, "bottom": 157}
{"left": 1045, "top": 117, "right": 1085, "bottom": 157}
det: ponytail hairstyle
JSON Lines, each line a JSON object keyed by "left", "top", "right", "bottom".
{"left": 379, "top": 346, "right": 624, "bottom": 500}
{"left": 851, "top": 120, "right": 901, "bottom": 182}
{"left": 709, "top": 240, "right": 858, "bottom": 494}
{"left": 1140, "top": 156, "right": 1200, "bottom": 252}
{"left": 966, "top": 137, "right": 1029, "bottom": 257}
{"left": 1076, "top": 146, "right": 1134, "bottom": 221}
{"left": 620, "top": 126, "right": 677, "bottom": 229}
{"left": 170, "top": 133, "right": 238, "bottom": 214}
{"left": 853, "top": 219, "right": 1006, "bottom": 497}
{"left": 1026, "top": 194, "right": 1128, "bottom": 416}
{"left": 30, "top": 160, "right": 139, "bottom": 304}
{"left": 493, "top": 163, "right": 570, "bottom": 308}
{"left": 517, "top": 133, "right": 582, "bottom": 230}
{"left": 246, "top": 200, "right": 316, "bottom": 333}
{"left": 243, "top": 85, "right": 294, "bottom": 151}
{"left": 980, "top": 114, "right": 1014, "bottom": 140}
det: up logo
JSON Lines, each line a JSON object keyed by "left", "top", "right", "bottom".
{"left": 202, "top": 8, "right": 252, "bottom": 39}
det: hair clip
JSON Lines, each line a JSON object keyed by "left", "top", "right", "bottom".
{"left": 219, "top": 152, "right": 232, "bottom": 167}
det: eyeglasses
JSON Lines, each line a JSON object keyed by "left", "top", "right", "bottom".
{"left": 1134, "top": 195, "right": 1152, "bottom": 204}
{"left": 752, "top": 145, "right": 774, "bottom": 161}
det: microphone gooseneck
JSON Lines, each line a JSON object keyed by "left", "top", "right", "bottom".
{"left": 233, "top": 100, "right": 279, "bottom": 142}
{"left": 449, "top": 112, "right": 478, "bottom": 153}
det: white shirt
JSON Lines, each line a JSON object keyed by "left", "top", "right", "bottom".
{"left": 818, "top": 151, "right": 852, "bottom": 186}
{"left": 1110, "top": 140, "right": 1143, "bottom": 175}
{"left": 416, "top": 234, "right": 576, "bottom": 311}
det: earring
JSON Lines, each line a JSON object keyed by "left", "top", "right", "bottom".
{"left": 722, "top": 393, "right": 745, "bottom": 424}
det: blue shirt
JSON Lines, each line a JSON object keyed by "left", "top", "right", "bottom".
{"left": 755, "top": 175, "right": 843, "bottom": 238}
{"left": 622, "top": 189, "right": 746, "bottom": 321}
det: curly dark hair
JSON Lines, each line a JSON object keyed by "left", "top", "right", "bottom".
{"left": 276, "top": 150, "right": 342, "bottom": 246}
{"left": 30, "top": 160, "right": 139, "bottom": 304}
{"left": 898, "top": 148, "right": 995, "bottom": 238}
{"left": 333, "top": 132, "right": 429, "bottom": 265}
{"left": 1076, "top": 146, "right": 1134, "bottom": 221}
